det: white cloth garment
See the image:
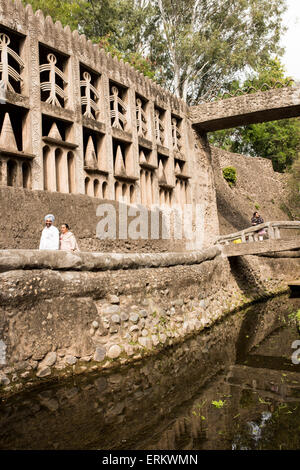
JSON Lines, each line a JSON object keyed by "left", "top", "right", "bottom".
{"left": 39, "top": 225, "right": 59, "bottom": 250}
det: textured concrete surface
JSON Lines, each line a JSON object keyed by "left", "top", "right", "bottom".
{"left": 190, "top": 86, "right": 300, "bottom": 132}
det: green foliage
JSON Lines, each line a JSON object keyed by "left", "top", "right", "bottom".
{"left": 22, "top": 0, "right": 156, "bottom": 78}
{"left": 286, "top": 154, "right": 300, "bottom": 218}
{"left": 222, "top": 166, "right": 237, "bottom": 187}
{"left": 254, "top": 203, "right": 260, "bottom": 210}
{"left": 211, "top": 399, "right": 226, "bottom": 408}
{"left": 209, "top": 59, "right": 300, "bottom": 172}
{"left": 23, "top": 0, "right": 287, "bottom": 103}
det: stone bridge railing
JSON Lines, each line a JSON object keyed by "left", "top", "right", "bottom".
{"left": 215, "top": 221, "right": 300, "bottom": 245}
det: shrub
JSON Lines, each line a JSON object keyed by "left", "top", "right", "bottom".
{"left": 222, "top": 166, "right": 237, "bottom": 187}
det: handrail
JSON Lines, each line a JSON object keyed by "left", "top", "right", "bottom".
{"left": 216, "top": 221, "right": 300, "bottom": 245}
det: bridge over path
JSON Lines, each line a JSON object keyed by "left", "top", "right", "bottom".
{"left": 216, "top": 221, "right": 300, "bottom": 257}
{"left": 189, "top": 86, "right": 300, "bottom": 132}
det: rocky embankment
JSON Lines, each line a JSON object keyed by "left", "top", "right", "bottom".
{"left": 0, "top": 248, "right": 299, "bottom": 397}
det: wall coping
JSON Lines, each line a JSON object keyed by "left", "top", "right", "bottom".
{"left": 0, "top": 247, "right": 221, "bottom": 273}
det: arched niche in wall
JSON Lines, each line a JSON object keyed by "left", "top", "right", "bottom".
{"left": 94, "top": 178, "right": 100, "bottom": 198}
{"left": 67, "top": 151, "right": 75, "bottom": 194}
{"left": 7, "top": 159, "right": 17, "bottom": 187}
{"left": 130, "top": 184, "right": 135, "bottom": 204}
{"left": 22, "top": 161, "right": 31, "bottom": 189}
{"left": 102, "top": 181, "right": 108, "bottom": 199}
{"left": 85, "top": 176, "right": 90, "bottom": 195}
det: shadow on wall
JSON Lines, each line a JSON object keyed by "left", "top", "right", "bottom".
{"left": 216, "top": 190, "right": 251, "bottom": 233}
{"left": 228, "top": 256, "right": 268, "bottom": 299}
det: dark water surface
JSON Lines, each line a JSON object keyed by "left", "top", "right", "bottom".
{"left": 0, "top": 295, "right": 300, "bottom": 450}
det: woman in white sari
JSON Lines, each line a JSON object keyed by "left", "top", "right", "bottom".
{"left": 59, "top": 223, "right": 80, "bottom": 252}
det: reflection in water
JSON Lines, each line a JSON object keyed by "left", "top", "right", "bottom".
{"left": 0, "top": 295, "right": 300, "bottom": 450}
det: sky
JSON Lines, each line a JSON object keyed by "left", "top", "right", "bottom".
{"left": 281, "top": 0, "right": 300, "bottom": 81}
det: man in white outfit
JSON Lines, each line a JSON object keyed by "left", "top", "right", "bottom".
{"left": 39, "top": 214, "right": 59, "bottom": 250}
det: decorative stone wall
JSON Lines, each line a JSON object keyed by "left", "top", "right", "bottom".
{"left": 0, "top": 0, "right": 220, "bottom": 249}
{"left": 0, "top": 249, "right": 299, "bottom": 397}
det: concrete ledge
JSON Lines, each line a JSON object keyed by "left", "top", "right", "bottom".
{"left": 0, "top": 247, "right": 221, "bottom": 273}
{"left": 219, "top": 239, "right": 300, "bottom": 258}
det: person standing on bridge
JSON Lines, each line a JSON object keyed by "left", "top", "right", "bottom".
{"left": 251, "top": 211, "right": 265, "bottom": 241}
{"left": 39, "top": 214, "right": 59, "bottom": 250}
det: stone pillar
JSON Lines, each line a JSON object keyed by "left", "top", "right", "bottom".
{"left": 16, "top": 160, "right": 23, "bottom": 187}
{"left": 140, "top": 169, "right": 146, "bottom": 205}
{"left": 59, "top": 151, "right": 69, "bottom": 193}
{"left": 0, "top": 159, "right": 7, "bottom": 186}
{"left": 146, "top": 171, "right": 152, "bottom": 207}
{"left": 48, "top": 147, "right": 57, "bottom": 192}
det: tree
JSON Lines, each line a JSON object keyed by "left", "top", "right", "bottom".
{"left": 24, "top": 0, "right": 287, "bottom": 103}
{"left": 208, "top": 59, "right": 300, "bottom": 172}
{"left": 22, "top": 0, "right": 157, "bottom": 77}
{"left": 149, "top": 0, "right": 287, "bottom": 102}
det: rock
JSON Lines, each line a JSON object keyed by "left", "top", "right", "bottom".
{"left": 89, "top": 328, "right": 95, "bottom": 336}
{"left": 107, "top": 345, "right": 122, "bottom": 359}
{"left": 102, "top": 305, "right": 120, "bottom": 315}
{"left": 94, "top": 377, "right": 107, "bottom": 393}
{"left": 42, "top": 352, "right": 57, "bottom": 367}
{"left": 36, "top": 367, "right": 51, "bottom": 378}
{"left": 120, "top": 312, "right": 129, "bottom": 321}
{"left": 108, "top": 402, "right": 124, "bottom": 416}
{"left": 141, "top": 329, "right": 149, "bottom": 337}
{"left": 151, "top": 335, "right": 159, "bottom": 346}
{"left": 65, "top": 355, "right": 77, "bottom": 365}
{"left": 40, "top": 398, "right": 59, "bottom": 412}
{"left": 122, "top": 333, "right": 131, "bottom": 340}
{"left": 29, "top": 360, "right": 38, "bottom": 370}
{"left": 200, "top": 299, "right": 206, "bottom": 308}
{"left": 94, "top": 347, "right": 106, "bottom": 362}
{"left": 57, "top": 350, "right": 66, "bottom": 357}
{"left": 129, "top": 325, "right": 139, "bottom": 332}
{"left": 20, "top": 371, "right": 31, "bottom": 379}
{"left": 159, "top": 333, "right": 167, "bottom": 343}
{"left": 182, "top": 321, "right": 191, "bottom": 333}
{"left": 139, "top": 309, "right": 148, "bottom": 318}
{"left": 124, "top": 344, "right": 134, "bottom": 356}
{"left": 142, "top": 299, "right": 149, "bottom": 306}
{"left": 174, "top": 316, "right": 184, "bottom": 323}
{"left": 173, "top": 299, "right": 184, "bottom": 306}
{"left": 111, "top": 314, "right": 121, "bottom": 324}
{"left": 108, "top": 295, "right": 120, "bottom": 304}
{"left": 109, "top": 326, "right": 119, "bottom": 334}
{"left": 0, "top": 374, "right": 10, "bottom": 385}
{"left": 81, "top": 356, "right": 91, "bottom": 362}
{"left": 92, "top": 321, "right": 99, "bottom": 329}
{"left": 138, "top": 337, "right": 152, "bottom": 348}
{"left": 129, "top": 313, "right": 139, "bottom": 323}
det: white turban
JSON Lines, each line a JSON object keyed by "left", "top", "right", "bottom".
{"left": 44, "top": 214, "right": 55, "bottom": 222}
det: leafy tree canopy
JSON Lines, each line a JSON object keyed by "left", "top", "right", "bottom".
{"left": 23, "top": 0, "right": 287, "bottom": 102}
